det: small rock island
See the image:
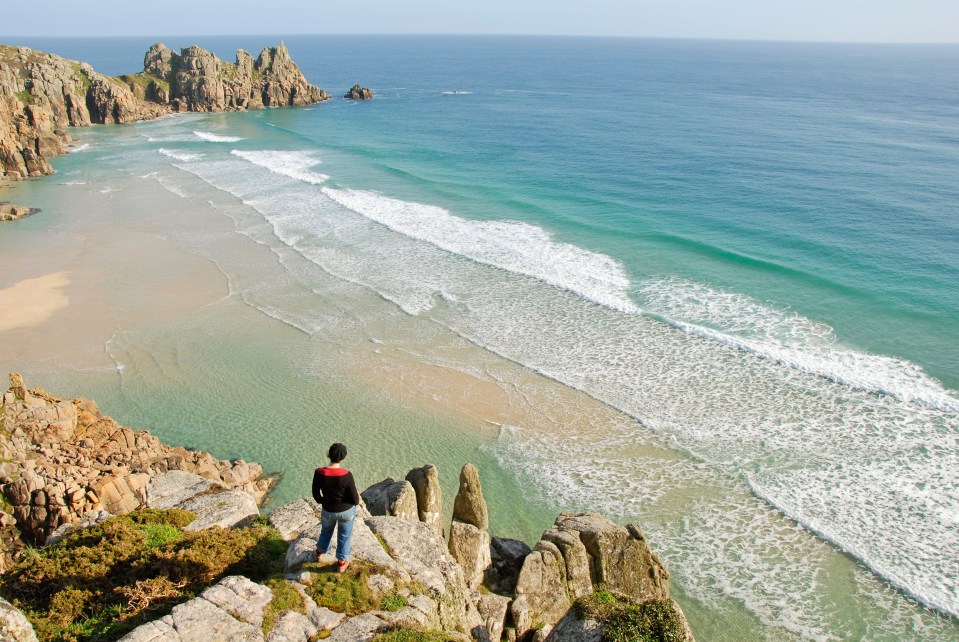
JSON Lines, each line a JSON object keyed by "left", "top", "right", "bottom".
{"left": 345, "top": 83, "right": 374, "bottom": 100}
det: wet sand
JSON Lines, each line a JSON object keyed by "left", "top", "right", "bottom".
{"left": 0, "top": 271, "right": 71, "bottom": 332}
{"left": 0, "top": 179, "right": 229, "bottom": 375}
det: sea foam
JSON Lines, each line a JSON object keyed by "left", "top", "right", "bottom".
{"left": 194, "top": 130, "right": 245, "bottom": 143}
{"left": 173, "top": 145, "right": 959, "bottom": 626}
{"left": 321, "top": 188, "right": 639, "bottom": 313}
{"left": 231, "top": 150, "right": 329, "bottom": 185}
{"left": 641, "top": 277, "right": 959, "bottom": 412}
{"left": 158, "top": 148, "right": 204, "bottom": 162}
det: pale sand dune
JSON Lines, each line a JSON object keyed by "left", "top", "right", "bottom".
{"left": 0, "top": 271, "right": 71, "bottom": 332}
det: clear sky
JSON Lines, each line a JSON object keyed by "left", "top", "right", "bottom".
{"left": 2, "top": 0, "right": 958, "bottom": 43}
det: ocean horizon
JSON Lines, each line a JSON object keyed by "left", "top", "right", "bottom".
{"left": 2, "top": 35, "right": 958, "bottom": 641}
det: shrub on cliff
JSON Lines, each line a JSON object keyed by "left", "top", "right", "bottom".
{"left": 0, "top": 509, "right": 286, "bottom": 642}
{"left": 576, "top": 590, "right": 689, "bottom": 642}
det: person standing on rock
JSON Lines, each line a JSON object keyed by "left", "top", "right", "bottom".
{"left": 312, "top": 443, "right": 361, "bottom": 572}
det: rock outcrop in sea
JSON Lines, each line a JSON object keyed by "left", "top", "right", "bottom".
{"left": 0, "top": 377, "right": 695, "bottom": 641}
{"left": 345, "top": 83, "right": 374, "bottom": 100}
{"left": 0, "top": 42, "right": 328, "bottom": 183}
{"left": 0, "top": 203, "right": 34, "bottom": 221}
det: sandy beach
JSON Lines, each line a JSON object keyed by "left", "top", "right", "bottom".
{"left": 0, "top": 271, "right": 71, "bottom": 332}
{"left": 0, "top": 178, "right": 230, "bottom": 375}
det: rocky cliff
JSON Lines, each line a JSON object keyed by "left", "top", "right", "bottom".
{"left": 0, "top": 374, "right": 274, "bottom": 561}
{"left": 0, "top": 377, "right": 695, "bottom": 642}
{"left": 0, "top": 42, "right": 328, "bottom": 183}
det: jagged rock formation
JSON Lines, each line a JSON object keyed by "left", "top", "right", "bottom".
{"left": 406, "top": 463, "right": 443, "bottom": 536}
{"left": 453, "top": 463, "right": 488, "bottom": 530}
{"left": 137, "top": 41, "right": 327, "bottom": 113}
{"left": 0, "top": 374, "right": 274, "bottom": 551}
{"left": 449, "top": 464, "right": 492, "bottom": 591}
{"left": 0, "top": 42, "right": 328, "bottom": 182}
{"left": 0, "top": 379, "right": 695, "bottom": 641}
{"left": 344, "top": 83, "right": 373, "bottom": 100}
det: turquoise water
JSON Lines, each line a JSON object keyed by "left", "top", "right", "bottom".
{"left": 4, "top": 36, "right": 959, "bottom": 640}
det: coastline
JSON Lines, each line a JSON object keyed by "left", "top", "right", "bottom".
{"left": 1, "top": 36, "right": 958, "bottom": 639}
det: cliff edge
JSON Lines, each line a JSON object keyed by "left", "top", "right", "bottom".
{"left": 0, "top": 377, "right": 695, "bottom": 641}
{"left": 0, "top": 42, "right": 328, "bottom": 182}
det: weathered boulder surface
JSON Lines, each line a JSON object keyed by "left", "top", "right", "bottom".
{"left": 448, "top": 463, "right": 492, "bottom": 592}
{"left": 179, "top": 489, "right": 260, "bottom": 531}
{"left": 0, "top": 42, "right": 328, "bottom": 182}
{"left": 511, "top": 541, "right": 572, "bottom": 638}
{"left": 366, "top": 516, "right": 483, "bottom": 634}
{"left": 0, "top": 203, "right": 35, "bottom": 221}
{"left": 448, "top": 520, "right": 491, "bottom": 591}
{"left": 0, "top": 374, "right": 274, "bottom": 549}
{"left": 361, "top": 477, "right": 418, "bottom": 520}
{"left": 452, "top": 463, "right": 488, "bottom": 530}
{"left": 509, "top": 512, "right": 676, "bottom": 640}
{"left": 344, "top": 83, "right": 373, "bottom": 100}
{"left": 475, "top": 593, "right": 510, "bottom": 642}
{"left": 268, "top": 498, "right": 320, "bottom": 541}
{"left": 120, "top": 575, "right": 271, "bottom": 642}
{"left": 405, "top": 463, "right": 443, "bottom": 535}
{"left": 146, "top": 469, "right": 222, "bottom": 509}
{"left": 544, "top": 611, "right": 604, "bottom": 642}
{"left": 554, "top": 512, "right": 669, "bottom": 603}
{"left": 0, "top": 596, "right": 38, "bottom": 642}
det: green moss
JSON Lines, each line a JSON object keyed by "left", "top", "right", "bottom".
{"left": 219, "top": 63, "right": 237, "bottom": 81}
{"left": 0, "top": 509, "right": 287, "bottom": 642}
{"left": 141, "top": 523, "right": 184, "bottom": 549}
{"left": 15, "top": 88, "right": 34, "bottom": 106}
{"left": 370, "top": 628, "right": 460, "bottom": 642}
{"left": 301, "top": 560, "right": 381, "bottom": 615}
{"left": 300, "top": 560, "right": 418, "bottom": 617}
{"left": 375, "top": 533, "right": 392, "bottom": 555}
{"left": 379, "top": 593, "right": 408, "bottom": 612}
{"left": 70, "top": 62, "right": 91, "bottom": 90}
{"left": 117, "top": 72, "right": 170, "bottom": 101}
{"left": 261, "top": 578, "right": 306, "bottom": 635}
{"left": 575, "top": 592, "right": 688, "bottom": 642}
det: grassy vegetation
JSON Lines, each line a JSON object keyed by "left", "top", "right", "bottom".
{"left": 15, "top": 88, "right": 34, "bottom": 107}
{"left": 370, "top": 628, "right": 460, "bottom": 642}
{"left": 0, "top": 509, "right": 287, "bottom": 642}
{"left": 219, "top": 63, "right": 238, "bottom": 81}
{"left": 297, "top": 559, "right": 423, "bottom": 618}
{"left": 69, "top": 62, "right": 91, "bottom": 91}
{"left": 379, "top": 593, "right": 408, "bottom": 612}
{"left": 117, "top": 72, "right": 170, "bottom": 100}
{"left": 261, "top": 577, "right": 306, "bottom": 635}
{"left": 575, "top": 590, "right": 689, "bottom": 642}
{"left": 300, "top": 559, "right": 384, "bottom": 614}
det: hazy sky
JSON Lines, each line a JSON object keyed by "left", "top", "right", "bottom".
{"left": 2, "top": 0, "right": 958, "bottom": 43}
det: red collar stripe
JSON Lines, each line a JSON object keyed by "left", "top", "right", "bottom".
{"left": 316, "top": 467, "right": 350, "bottom": 476}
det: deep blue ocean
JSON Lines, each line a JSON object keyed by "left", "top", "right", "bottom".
{"left": 8, "top": 35, "right": 959, "bottom": 639}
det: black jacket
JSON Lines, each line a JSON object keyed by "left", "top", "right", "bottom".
{"left": 312, "top": 466, "right": 360, "bottom": 513}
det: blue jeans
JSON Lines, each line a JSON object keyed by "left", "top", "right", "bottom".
{"left": 316, "top": 505, "right": 357, "bottom": 562}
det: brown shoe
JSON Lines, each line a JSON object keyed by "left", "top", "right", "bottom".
{"left": 336, "top": 560, "right": 349, "bottom": 573}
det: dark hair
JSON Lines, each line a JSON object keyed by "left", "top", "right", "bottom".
{"left": 328, "top": 443, "right": 347, "bottom": 463}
